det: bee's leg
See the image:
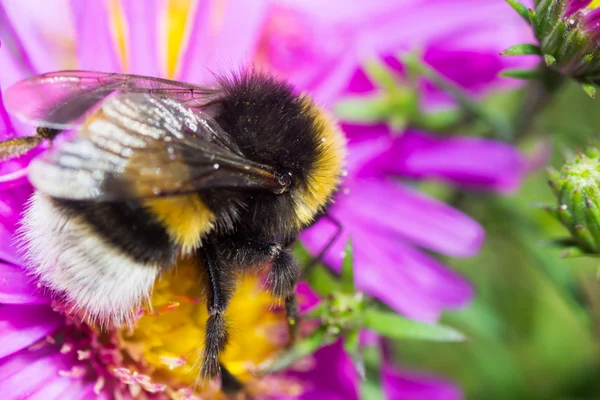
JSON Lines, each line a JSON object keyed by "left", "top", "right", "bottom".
{"left": 200, "top": 243, "right": 234, "bottom": 379}
{"left": 304, "top": 212, "right": 343, "bottom": 272}
{"left": 267, "top": 249, "right": 300, "bottom": 345}
{"left": 284, "top": 292, "right": 299, "bottom": 345}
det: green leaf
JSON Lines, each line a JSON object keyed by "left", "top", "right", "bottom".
{"left": 343, "top": 328, "right": 365, "bottom": 380}
{"left": 505, "top": 0, "right": 532, "bottom": 24}
{"left": 305, "top": 264, "right": 340, "bottom": 297}
{"left": 501, "top": 44, "right": 541, "bottom": 56}
{"left": 363, "top": 59, "right": 398, "bottom": 92}
{"left": 581, "top": 83, "right": 597, "bottom": 99}
{"left": 263, "top": 327, "right": 332, "bottom": 373}
{"left": 500, "top": 68, "right": 540, "bottom": 80}
{"left": 340, "top": 238, "right": 355, "bottom": 293}
{"left": 544, "top": 54, "right": 556, "bottom": 66}
{"left": 363, "top": 308, "right": 466, "bottom": 342}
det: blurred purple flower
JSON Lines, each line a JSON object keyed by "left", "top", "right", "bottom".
{"left": 382, "top": 366, "right": 463, "bottom": 400}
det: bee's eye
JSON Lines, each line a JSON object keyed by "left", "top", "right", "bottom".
{"left": 274, "top": 171, "right": 294, "bottom": 193}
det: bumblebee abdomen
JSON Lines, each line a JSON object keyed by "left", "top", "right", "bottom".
{"left": 20, "top": 193, "right": 174, "bottom": 326}
{"left": 52, "top": 197, "right": 178, "bottom": 265}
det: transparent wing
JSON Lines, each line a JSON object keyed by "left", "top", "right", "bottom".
{"left": 28, "top": 93, "right": 287, "bottom": 200}
{"left": 5, "top": 70, "right": 217, "bottom": 130}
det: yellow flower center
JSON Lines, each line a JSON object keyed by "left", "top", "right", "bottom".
{"left": 119, "top": 257, "right": 289, "bottom": 396}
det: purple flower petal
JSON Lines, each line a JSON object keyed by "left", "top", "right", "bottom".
{"left": 282, "top": 339, "right": 359, "bottom": 400}
{"left": 120, "top": 0, "right": 160, "bottom": 76}
{"left": 0, "top": 349, "right": 77, "bottom": 399}
{"left": 331, "top": 180, "right": 484, "bottom": 257}
{"left": 0, "top": 3, "right": 37, "bottom": 87}
{"left": 0, "top": 262, "right": 47, "bottom": 305}
{"left": 565, "top": 0, "right": 592, "bottom": 18}
{"left": 584, "top": 8, "right": 600, "bottom": 39}
{"left": 382, "top": 365, "right": 463, "bottom": 400}
{"left": 0, "top": 304, "right": 62, "bottom": 359}
{"left": 70, "top": 0, "right": 122, "bottom": 72}
{"left": 254, "top": 4, "right": 358, "bottom": 106}
{"left": 0, "top": 1, "right": 65, "bottom": 78}
{"left": 178, "top": 0, "right": 269, "bottom": 84}
{"left": 383, "top": 131, "right": 525, "bottom": 193}
{"left": 301, "top": 221, "right": 474, "bottom": 321}
{"left": 0, "top": 182, "right": 33, "bottom": 265}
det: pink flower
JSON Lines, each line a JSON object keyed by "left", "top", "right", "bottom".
{"left": 0, "top": 0, "right": 532, "bottom": 398}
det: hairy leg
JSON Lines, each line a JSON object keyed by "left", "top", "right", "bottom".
{"left": 199, "top": 242, "right": 234, "bottom": 379}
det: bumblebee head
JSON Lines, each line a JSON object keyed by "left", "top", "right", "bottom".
{"left": 214, "top": 72, "right": 346, "bottom": 236}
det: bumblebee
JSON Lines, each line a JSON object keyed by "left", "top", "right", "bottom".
{"left": 0, "top": 70, "right": 346, "bottom": 381}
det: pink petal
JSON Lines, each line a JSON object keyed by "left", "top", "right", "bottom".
{"left": 385, "top": 131, "right": 525, "bottom": 194}
{"left": 120, "top": 0, "right": 160, "bottom": 76}
{"left": 382, "top": 366, "right": 463, "bottom": 400}
{"left": 0, "top": 1, "right": 66, "bottom": 78}
{"left": 334, "top": 180, "right": 484, "bottom": 257}
{"left": 566, "top": 0, "right": 592, "bottom": 18}
{"left": 0, "top": 304, "right": 62, "bottom": 359}
{"left": 173, "top": 0, "right": 213, "bottom": 82}
{"left": 70, "top": 0, "right": 122, "bottom": 72}
{"left": 178, "top": 0, "right": 269, "bottom": 84}
{"left": 29, "top": 376, "right": 91, "bottom": 400}
{"left": 0, "top": 262, "right": 48, "bottom": 305}
{"left": 254, "top": 4, "right": 358, "bottom": 106}
{"left": 0, "top": 3, "right": 37, "bottom": 87}
{"left": 283, "top": 339, "right": 359, "bottom": 400}
{"left": 0, "top": 350, "right": 74, "bottom": 399}
{"left": 358, "top": 0, "right": 534, "bottom": 58}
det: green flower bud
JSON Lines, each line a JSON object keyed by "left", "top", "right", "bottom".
{"left": 549, "top": 147, "right": 600, "bottom": 254}
{"left": 531, "top": 0, "right": 600, "bottom": 84}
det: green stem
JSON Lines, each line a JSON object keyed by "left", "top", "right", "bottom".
{"left": 511, "top": 62, "right": 565, "bottom": 141}
{"left": 401, "top": 53, "right": 513, "bottom": 139}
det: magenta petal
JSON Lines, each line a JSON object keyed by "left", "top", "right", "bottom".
{"left": 384, "top": 131, "right": 525, "bottom": 193}
{"left": 0, "top": 350, "right": 73, "bottom": 399}
{"left": 355, "top": 237, "right": 473, "bottom": 321}
{"left": 284, "top": 339, "right": 359, "bottom": 400}
{"left": 565, "top": 0, "right": 592, "bottom": 18}
{"left": 584, "top": 8, "right": 600, "bottom": 39}
{"left": 121, "top": 0, "right": 160, "bottom": 76}
{"left": 174, "top": 0, "right": 213, "bottom": 83}
{"left": 178, "top": 0, "right": 269, "bottom": 84}
{"left": 0, "top": 3, "right": 36, "bottom": 87}
{"left": 0, "top": 304, "right": 62, "bottom": 359}
{"left": 382, "top": 366, "right": 463, "bottom": 400}
{"left": 0, "top": 262, "right": 47, "bottom": 305}
{"left": 336, "top": 180, "right": 484, "bottom": 257}
{"left": 70, "top": 0, "right": 122, "bottom": 72}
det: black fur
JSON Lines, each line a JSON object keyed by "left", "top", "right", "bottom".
{"left": 210, "top": 72, "right": 324, "bottom": 240}
{"left": 52, "top": 199, "right": 178, "bottom": 266}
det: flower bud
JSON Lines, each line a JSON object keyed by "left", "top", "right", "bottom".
{"left": 528, "top": 1, "right": 600, "bottom": 85}
{"left": 548, "top": 147, "right": 600, "bottom": 254}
